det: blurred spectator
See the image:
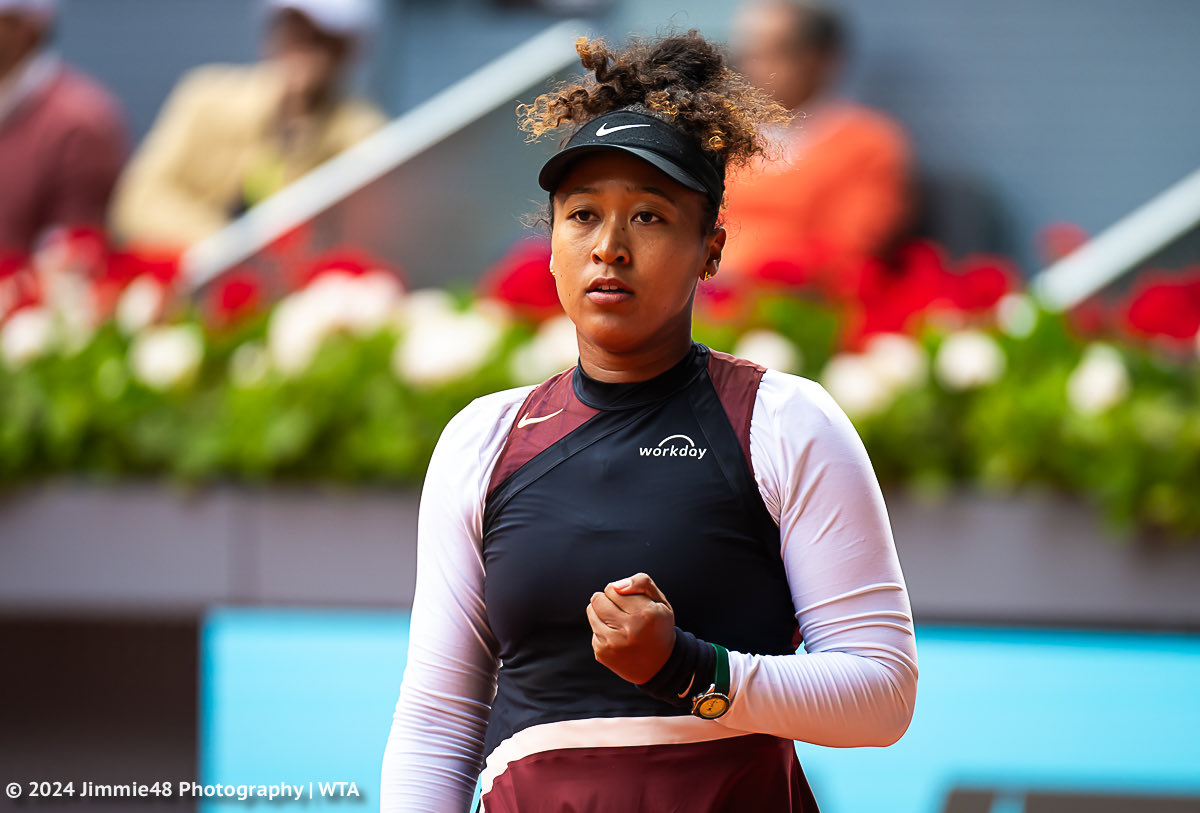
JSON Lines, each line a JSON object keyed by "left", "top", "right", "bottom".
{"left": 111, "top": 0, "right": 386, "bottom": 252}
{"left": 0, "top": 0, "right": 126, "bottom": 256}
{"left": 722, "top": 0, "right": 913, "bottom": 290}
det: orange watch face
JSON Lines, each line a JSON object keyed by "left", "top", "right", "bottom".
{"left": 695, "top": 694, "right": 730, "bottom": 719}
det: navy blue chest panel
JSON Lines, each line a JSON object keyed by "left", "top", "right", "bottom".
{"left": 480, "top": 346, "right": 799, "bottom": 755}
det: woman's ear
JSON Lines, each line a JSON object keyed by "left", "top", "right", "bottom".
{"left": 701, "top": 228, "right": 726, "bottom": 281}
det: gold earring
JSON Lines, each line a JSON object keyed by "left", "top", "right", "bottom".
{"left": 549, "top": 266, "right": 556, "bottom": 276}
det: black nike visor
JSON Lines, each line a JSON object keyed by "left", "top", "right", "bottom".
{"left": 538, "top": 109, "right": 725, "bottom": 205}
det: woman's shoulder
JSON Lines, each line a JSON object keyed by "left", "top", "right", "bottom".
{"left": 703, "top": 347, "right": 850, "bottom": 439}
{"left": 440, "top": 385, "right": 537, "bottom": 444}
{"left": 754, "top": 368, "right": 856, "bottom": 438}
{"left": 424, "top": 386, "right": 538, "bottom": 495}
{"left": 750, "top": 369, "right": 876, "bottom": 506}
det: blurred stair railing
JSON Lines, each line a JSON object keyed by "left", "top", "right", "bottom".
{"left": 180, "top": 19, "right": 585, "bottom": 290}
{"left": 1033, "top": 165, "right": 1200, "bottom": 309}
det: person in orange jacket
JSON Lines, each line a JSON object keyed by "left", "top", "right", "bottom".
{"left": 722, "top": 0, "right": 913, "bottom": 294}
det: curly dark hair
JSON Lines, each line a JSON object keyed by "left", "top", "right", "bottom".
{"left": 517, "top": 31, "right": 788, "bottom": 226}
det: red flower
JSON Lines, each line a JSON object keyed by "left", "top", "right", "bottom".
{"left": 1123, "top": 269, "right": 1200, "bottom": 342}
{"left": 479, "top": 239, "right": 561, "bottom": 320}
{"left": 844, "top": 242, "right": 1019, "bottom": 347}
{"left": 949, "top": 254, "right": 1020, "bottom": 311}
{"left": 0, "top": 253, "right": 30, "bottom": 279}
{"left": 849, "top": 240, "right": 949, "bottom": 342}
{"left": 753, "top": 256, "right": 814, "bottom": 289}
{"left": 744, "top": 238, "right": 845, "bottom": 295}
{"left": 891, "top": 239, "right": 951, "bottom": 308}
{"left": 36, "top": 226, "right": 109, "bottom": 277}
{"left": 207, "top": 270, "right": 265, "bottom": 327}
{"left": 0, "top": 253, "right": 40, "bottom": 321}
{"left": 102, "top": 248, "right": 182, "bottom": 288}
{"left": 87, "top": 247, "right": 181, "bottom": 321}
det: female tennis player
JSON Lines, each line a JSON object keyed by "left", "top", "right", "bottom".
{"left": 381, "top": 31, "right": 917, "bottom": 812}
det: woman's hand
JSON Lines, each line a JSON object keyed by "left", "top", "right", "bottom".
{"left": 586, "top": 573, "right": 676, "bottom": 684}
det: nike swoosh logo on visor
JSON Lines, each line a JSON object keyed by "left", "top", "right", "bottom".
{"left": 516, "top": 408, "right": 564, "bottom": 429}
{"left": 595, "top": 122, "right": 652, "bottom": 137}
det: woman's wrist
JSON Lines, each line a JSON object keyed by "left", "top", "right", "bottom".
{"left": 635, "top": 627, "right": 716, "bottom": 707}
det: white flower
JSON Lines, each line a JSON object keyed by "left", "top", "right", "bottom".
{"left": 41, "top": 264, "right": 94, "bottom": 321}
{"left": 821, "top": 353, "right": 893, "bottom": 418}
{"left": 306, "top": 270, "right": 401, "bottom": 337}
{"left": 266, "top": 281, "right": 356, "bottom": 377}
{"left": 1, "top": 307, "right": 54, "bottom": 368}
{"left": 1067, "top": 343, "right": 1130, "bottom": 416}
{"left": 393, "top": 305, "right": 505, "bottom": 387}
{"left": 266, "top": 272, "right": 405, "bottom": 377}
{"left": 116, "top": 276, "right": 166, "bottom": 336}
{"left": 508, "top": 314, "right": 578, "bottom": 384}
{"left": 820, "top": 334, "right": 929, "bottom": 419}
{"left": 934, "top": 330, "right": 1006, "bottom": 391}
{"left": 392, "top": 288, "right": 513, "bottom": 385}
{"left": 229, "top": 342, "right": 271, "bottom": 389}
{"left": 40, "top": 269, "right": 97, "bottom": 354}
{"left": 733, "top": 329, "right": 800, "bottom": 373}
{"left": 267, "top": 292, "right": 328, "bottom": 376}
{"left": 295, "top": 274, "right": 355, "bottom": 339}
{"left": 346, "top": 271, "right": 404, "bottom": 334}
{"left": 474, "top": 297, "right": 517, "bottom": 325}
{"left": 128, "top": 324, "right": 204, "bottom": 391}
{"left": 863, "top": 333, "right": 927, "bottom": 392}
{"left": 996, "top": 293, "right": 1038, "bottom": 338}
{"left": 396, "top": 288, "right": 458, "bottom": 330}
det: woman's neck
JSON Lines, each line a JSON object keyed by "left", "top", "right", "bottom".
{"left": 576, "top": 333, "right": 694, "bottom": 383}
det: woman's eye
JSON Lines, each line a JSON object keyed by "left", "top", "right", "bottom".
{"left": 568, "top": 209, "right": 596, "bottom": 223}
{"left": 632, "top": 211, "right": 662, "bottom": 224}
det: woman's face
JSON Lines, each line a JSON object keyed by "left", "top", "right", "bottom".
{"left": 265, "top": 10, "right": 350, "bottom": 104}
{"left": 550, "top": 152, "right": 724, "bottom": 368}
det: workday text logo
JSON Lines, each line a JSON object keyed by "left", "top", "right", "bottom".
{"left": 639, "top": 434, "right": 708, "bottom": 461}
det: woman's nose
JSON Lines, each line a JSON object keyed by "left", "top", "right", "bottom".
{"left": 592, "top": 219, "right": 630, "bottom": 265}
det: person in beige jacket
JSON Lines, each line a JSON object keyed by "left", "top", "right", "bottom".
{"left": 111, "top": 0, "right": 385, "bottom": 251}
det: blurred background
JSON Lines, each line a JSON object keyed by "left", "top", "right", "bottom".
{"left": 2, "top": 0, "right": 1199, "bottom": 811}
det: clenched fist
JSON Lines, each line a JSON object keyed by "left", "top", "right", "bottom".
{"left": 586, "top": 572, "right": 676, "bottom": 685}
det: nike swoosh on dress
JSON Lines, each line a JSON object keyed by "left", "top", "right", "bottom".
{"left": 516, "top": 408, "right": 564, "bottom": 429}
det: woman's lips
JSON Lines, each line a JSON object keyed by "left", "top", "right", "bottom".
{"left": 586, "top": 279, "right": 633, "bottom": 305}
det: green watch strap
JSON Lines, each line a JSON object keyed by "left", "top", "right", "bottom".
{"left": 710, "top": 643, "right": 730, "bottom": 696}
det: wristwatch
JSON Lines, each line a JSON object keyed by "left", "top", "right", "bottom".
{"left": 691, "top": 643, "right": 731, "bottom": 719}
